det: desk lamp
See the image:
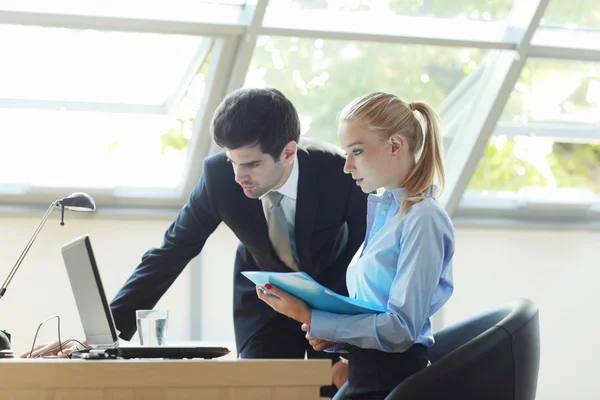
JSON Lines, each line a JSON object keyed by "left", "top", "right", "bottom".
{"left": 0, "top": 193, "right": 96, "bottom": 357}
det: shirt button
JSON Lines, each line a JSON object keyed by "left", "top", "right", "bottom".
{"left": 381, "top": 210, "right": 387, "bottom": 215}
{"left": 388, "top": 193, "right": 393, "bottom": 198}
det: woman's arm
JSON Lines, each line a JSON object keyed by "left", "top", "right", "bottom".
{"left": 309, "top": 207, "right": 454, "bottom": 352}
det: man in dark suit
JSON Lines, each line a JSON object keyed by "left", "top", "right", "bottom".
{"left": 33, "top": 88, "right": 368, "bottom": 394}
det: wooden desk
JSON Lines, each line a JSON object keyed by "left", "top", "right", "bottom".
{"left": 0, "top": 358, "right": 331, "bottom": 400}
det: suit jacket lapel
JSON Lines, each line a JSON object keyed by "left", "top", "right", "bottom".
{"left": 294, "top": 147, "right": 319, "bottom": 275}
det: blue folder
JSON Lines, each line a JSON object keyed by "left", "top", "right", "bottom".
{"left": 242, "top": 271, "right": 388, "bottom": 315}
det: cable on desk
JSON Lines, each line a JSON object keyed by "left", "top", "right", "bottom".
{"left": 27, "top": 315, "right": 64, "bottom": 359}
{"left": 27, "top": 315, "right": 92, "bottom": 359}
{"left": 38, "top": 338, "right": 90, "bottom": 358}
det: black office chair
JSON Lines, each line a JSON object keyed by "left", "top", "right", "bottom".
{"left": 334, "top": 298, "right": 540, "bottom": 400}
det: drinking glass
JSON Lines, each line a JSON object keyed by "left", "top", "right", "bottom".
{"left": 136, "top": 309, "right": 168, "bottom": 346}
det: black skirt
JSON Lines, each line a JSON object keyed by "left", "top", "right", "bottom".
{"left": 344, "top": 343, "right": 429, "bottom": 400}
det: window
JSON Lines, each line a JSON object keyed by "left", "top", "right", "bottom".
{"left": 245, "top": 36, "right": 485, "bottom": 145}
{"left": 0, "top": 25, "right": 205, "bottom": 107}
{"left": 540, "top": 0, "right": 600, "bottom": 30}
{"left": 201, "top": 0, "right": 246, "bottom": 4}
{"left": 467, "top": 59, "right": 600, "bottom": 195}
{"left": 0, "top": 0, "right": 246, "bottom": 23}
{"left": 532, "top": 1, "right": 600, "bottom": 54}
{"left": 501, "top": 59, "right": 600, "bottom": 125}
{"left": 267, "top": 0, "right": 515, "bottom": 22}
{"left": 0, "top": 25, "right": 213, "bottom": 192}
{"left": 468, "top": 136, "right": 600, "bottom": 194}
{"left": 263, "top": 1, "right": 513, "bottom": 45}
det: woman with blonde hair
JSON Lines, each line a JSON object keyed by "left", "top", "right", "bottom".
{"left": 257, "top": 92, "right": 455, "bottom": 399}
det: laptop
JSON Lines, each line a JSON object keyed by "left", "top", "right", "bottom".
{"left": 61, "top": 234, "right": 230, "bottom": 360}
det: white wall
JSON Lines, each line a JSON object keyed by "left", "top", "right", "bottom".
{"left": 0, "top": 214, "right": 192, "bottom": 355}
{"left": 1, "top": 214, "right": 598, "bottom": 399}
{"left": 446, "top": 228, "right": 600, "bottom": 400}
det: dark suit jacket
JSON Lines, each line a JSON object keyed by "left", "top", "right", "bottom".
{"left": 110, "top": 139, "right": 369, "bottom": 353}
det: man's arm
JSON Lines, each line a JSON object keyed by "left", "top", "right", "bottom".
{"left": 110, "top": 159, "right": 222, "bottom": 340}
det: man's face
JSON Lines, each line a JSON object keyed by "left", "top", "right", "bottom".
{"left": 226, "top": 145, "right": 286, "bottom": 199}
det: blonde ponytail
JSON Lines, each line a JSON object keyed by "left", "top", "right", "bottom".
{"left": 400, "top": 101, "right": 445, "bottom": 214}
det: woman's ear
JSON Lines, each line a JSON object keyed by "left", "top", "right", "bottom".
{"left": 389, "top": 133, "right": 405, "bottom": 158}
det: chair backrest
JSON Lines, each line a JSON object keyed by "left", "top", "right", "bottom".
{"left": 387, "top": 298, "right": 540, "bottom": 400}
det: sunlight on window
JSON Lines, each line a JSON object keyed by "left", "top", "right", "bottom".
{"left": 0, "top": 25, "right": 202, "bottom": 105}
{"left": 470, "top": 58, "right": 600, "bottom": 194}
{"left": 492, "top": 135, "right": 507, "bottom": 150}
{"left": 267, "top": 0, "right": 514, "bottom": 21}
{"left": 0, "top": 26, "right": 212, "bottom": 191}
{"left": 541, "top": 0, "right": 600, "bottom": 30}
{"left": 0, "top": 110, "right": 183, "bottom": 189}
{"left": 469, "top": 136, "right": 600, "bottom": 194}
{"left": 245, "top": 36, "right": 485, "bottom": 145}
{"left": 502, "top": 59, "right": 600, "bottom": 124}
{"left": 512, "top": 137, "right": 556, "bottom": 187}
{"left": 0, "top": 0, "right": 246, "bottom": 22}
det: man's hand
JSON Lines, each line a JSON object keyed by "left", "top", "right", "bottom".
{"left": 331, "top": 360, "right": 349, "bottom": 389}
{"left": 19, "top": 339, "right": 89, "bottom": 358}
{"left": 256, "top": 284, "right": 312, "bottom": 325}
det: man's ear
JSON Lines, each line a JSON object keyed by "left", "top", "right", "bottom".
{"left": 280, "top": 141, "right": 298, "bottom": 164}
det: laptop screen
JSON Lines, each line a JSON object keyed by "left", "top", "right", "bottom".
{"left": 61, "top": 234, "right": 119, "bottom": 347}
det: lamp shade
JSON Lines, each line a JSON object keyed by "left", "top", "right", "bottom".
{"left": 59, "top": 192, "right": 96, "bottom": 211}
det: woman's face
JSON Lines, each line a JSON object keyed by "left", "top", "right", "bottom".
{"left": 339, "top": 121, "right": 402, "bottom": 193}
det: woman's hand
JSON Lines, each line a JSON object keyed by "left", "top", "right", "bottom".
{"left": 301, "top": 323, "right": 337, "bottom": 351}
{"left": 256, "top": 284, "right": 312, "bottom": 325}
{"left": 19, "top": 339, "right": 89, "bottom": 358}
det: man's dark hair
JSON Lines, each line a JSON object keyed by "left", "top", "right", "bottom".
{"left": 211, "top": 88, "right": 301, "bottom": 160}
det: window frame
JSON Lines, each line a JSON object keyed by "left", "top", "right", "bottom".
{"left": 0, "top": 0, "right": 598, "bottom": 228}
